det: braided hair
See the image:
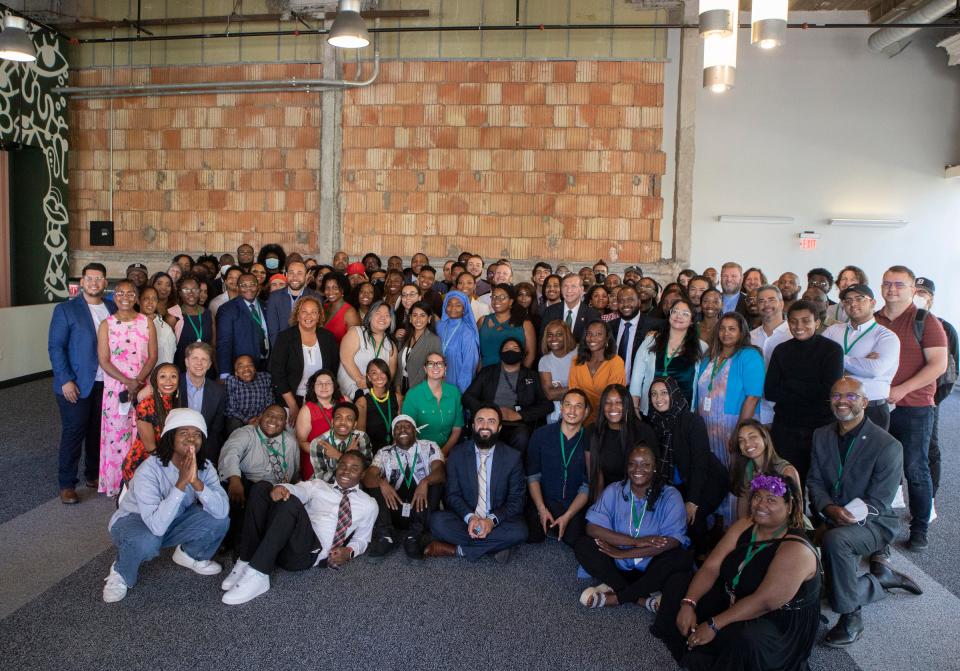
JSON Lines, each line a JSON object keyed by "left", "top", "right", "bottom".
{"left": 620, "top": 444, "right": 667, "bottom": 512}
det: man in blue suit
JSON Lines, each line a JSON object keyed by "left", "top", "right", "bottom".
{"left": 264, "top": 260, "right": 316, "bottom": 347}
{"left": 427, "top": 404, "right": 528, "bottom": 562}
{"left": 217, "top": 272, "right": 270, "bottom": 377}
{"left": 48, "top": 263, "right": 117, "bottom": 504}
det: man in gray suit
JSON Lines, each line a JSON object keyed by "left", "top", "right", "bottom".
{"left": 810, "top": 377, "right": 922, "bottom": 648}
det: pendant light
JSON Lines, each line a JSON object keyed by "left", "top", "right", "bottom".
{"left": 703, "top": 23, "right": 738, "bottom": 93}
{"left": 327, "top": 0, "right": 370, "bottom": 49}
{"left": 698, "top": 0, "right": 738, "bottom": 38}
{"left": 0, "top": 16, "right": 37, "bottom": 63}
{"left": 751, "top": 0, "right": 788, "bottom": 49}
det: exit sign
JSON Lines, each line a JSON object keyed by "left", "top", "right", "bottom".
{"left": 800, "top": 237, "right": 818, "bottom": 250}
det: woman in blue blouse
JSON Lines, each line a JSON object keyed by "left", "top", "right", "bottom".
{"left": 477, "top": 283, "right": 537, "bottom": 368}
{"left": 575, "top": 444, "right": 693, "bottom": 609}
{"left": 691, "top": 312, "right": 764, "bottom": 526}
{"left": 102, "top": 408, "right": 230, "bottom": 603}
{"left": 437, "top": 290, "right": 480, "bottom": 393}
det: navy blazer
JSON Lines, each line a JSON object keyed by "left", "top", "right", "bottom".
{"left": 48, "top": 297, "right": 117, "bottom": 398}
{"left": 216, "top": 296, "right": 267, "bottom": 375}
{"left": 178, "top": 376, "right": 227, "bottom": 463}
{"left": 265, "top": 288, "right": 318, "bottom": 348}
{"left": 539, "top": 302, "right": 601, "bottom": 342}
{"left": 444, "top": 440, "right": 525, "bottom": 524}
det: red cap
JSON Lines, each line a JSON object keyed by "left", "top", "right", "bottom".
{"left": 346, "top": 262, "right": 367, "bottom": 276}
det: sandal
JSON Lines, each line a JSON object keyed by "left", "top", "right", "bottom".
{"left": 645, "top": 593, "right": 661, "bottom": 614}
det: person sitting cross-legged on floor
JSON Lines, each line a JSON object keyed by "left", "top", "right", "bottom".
{"left": 810, "top": 377, "right": 923, "bottom": 648}
{"left": 364, "top": 415, "right": 446, "bottom": 561}
{"left": 574, "top": 444, "right": 693, "bottom": 609}
{"left": 221, "top": 450, "right": 376, "bottom": 605}
{"left": 217, "top": 404, "right": 300, "bottom": 554}
{"left": 426, "top": 404, "right": 528, "bottom": 562}
{"left": 103, "top": 408, "right": 230, "bottom": 603}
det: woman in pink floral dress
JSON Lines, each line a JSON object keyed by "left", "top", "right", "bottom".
{"left": 97, "top": 280, "right": 157, "bottom": 496}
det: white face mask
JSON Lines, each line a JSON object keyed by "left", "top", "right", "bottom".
{"left": 844, "top": 497, "right": 880, "bottom": 524}
{"left": 913, "top": 295, "right": 929, "bottom": 311}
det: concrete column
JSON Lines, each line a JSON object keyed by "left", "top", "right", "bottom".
{"left": 317, "top": 42, "right": 343, "bottom": 262}
{"left": 670, "top": 1, "right": 700, "bottom": 269}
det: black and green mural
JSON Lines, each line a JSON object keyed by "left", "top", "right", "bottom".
{"left": 0, "top": 24, "right": 68, "bottom": 305}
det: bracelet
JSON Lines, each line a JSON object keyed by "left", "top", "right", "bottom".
{"left": 708, "top": 618, "right": 721, "bottom": 634}
{"left": 681, "top": 598, "right": 697, "bottom": 609}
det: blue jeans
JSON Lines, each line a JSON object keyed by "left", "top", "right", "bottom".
{"left": 888, "top": 405, "right": 934, "bottom": 534}
{"left": 55, "top": 383, "right": 103, "bottom": 489}
{"left": 110, "top": 504, "right": 230, "bottom": 587}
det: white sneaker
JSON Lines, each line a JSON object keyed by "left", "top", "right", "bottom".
{"left": 929, "top": 499, "right": 937, "bottom": 523}
{"left": 221, "top": 568, "right": 270, "bottom": 605}
{"left": 172, "top": 545, "right": 223, "bottom": 576}
{"left": 221, "top": 560, "right": 249, "bottom": 591}
{"left": 102, "top": 564, "right": 128, "bottom": 603}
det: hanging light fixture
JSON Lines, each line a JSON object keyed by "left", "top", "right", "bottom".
{"left": 699, "top": 0, "right": 737, "bottom": 38}
{"left": 0, "top": 15, "right": 37, "bottom": 63}
{"left": 327, "top": 0, "right": 370, "bottom": 49}
{"left": 703, "top": 23, "right": 738, "bottom": 93}
{"left": 751, "top": 0, "right": 788, "bottom": 49}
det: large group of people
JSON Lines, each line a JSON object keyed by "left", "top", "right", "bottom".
{"left": 48, "top": 245, "right": 958, "bottom": 668}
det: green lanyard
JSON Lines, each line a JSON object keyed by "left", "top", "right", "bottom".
{"left": 371, "top": 391, "right": 393, "bottom": 442}
{"left": 184, "top": 310, "right": 203, "bottom": 342}
{"left": 663, "top": 343, "right": 682, "bottom": 372}
{"left": 393, "top": 447, "right": 420, "bottom": 489}
{"left": 834, "top": 434, "right": 859, "bottom": 492}
{"left": 843, "top": 321, "right": 877, "bottom": 354}
{"left": 256, "top": 427, "right": 288, "bottom": 475}
{"left": 629, "top": 491, "right": 648, "bottom": 538}
{"left": 746, "top": 460, "right": 755, "bottom": 483}
{"left": 732, "top": 523, "right": 787, "bottom": 590}
{"left": 707, "top": 356, "right": 729, "bottom": 393}
{"left": 559, "top": 427, "right": 583, "bottom": 492}
{"left": 372, "top": 334, "right": 386, "bottom": 360}
{"left": 248, "top": 302, "right": 264, "bottom": 330}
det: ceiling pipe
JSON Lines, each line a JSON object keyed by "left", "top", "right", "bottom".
{"left": 53, "top": 49, "right": 379, "bottom": 99}
{"left": 868, "top": 0, "right": 958, "bottom": 51}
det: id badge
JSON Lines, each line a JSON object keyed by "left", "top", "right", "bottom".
{"left": 702, "top": 397, "right": 712, "bottom": 412}
{"left": 401, "top": 503, "right": 412, "bottom": 518}
{"left": 514, "top": 405, "right": 521, "bottom": 412}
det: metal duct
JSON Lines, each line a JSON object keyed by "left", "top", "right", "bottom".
{"left": 867, "top": 0, "right": 957, "bottom": 52}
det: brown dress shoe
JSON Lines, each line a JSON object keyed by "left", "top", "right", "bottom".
{"left": 85, "top": 479, "right": 99, "bottom": 489}
{"left": 423, "top": 540, "right": 457, "bottom": 558}
{"left": 60, "top": 488, "right": 79, "bottom": 505}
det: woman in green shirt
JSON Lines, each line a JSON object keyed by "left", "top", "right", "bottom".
{"left": 401, "top": 351, "right": 464, "bottom": 456}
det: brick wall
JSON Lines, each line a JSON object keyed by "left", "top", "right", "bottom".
{"left": 66, "top": 63, "right": 323, "bottom": 257}
{"left": 340, "top": 60, "right": 665, "bottom": 264}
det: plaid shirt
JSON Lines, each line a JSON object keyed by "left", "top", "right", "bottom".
{"left": 308, "top": 429, "right": 372, "bottom": 483}
{"left": 225, "top": 372, "right": 274, "bottom": 422}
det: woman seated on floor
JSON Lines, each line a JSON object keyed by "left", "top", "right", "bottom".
{"left": 652, "top": 473, "right": 820, "bottom": 671}
{"left": 103, "top": 408, "right": 230, "bottom": 603}
{"left": 574, "top": 444, "right": 693, "bottom": 609}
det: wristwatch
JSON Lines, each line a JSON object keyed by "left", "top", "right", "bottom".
{"left": 708, "top": 618, "right": 721, "bottom": 634}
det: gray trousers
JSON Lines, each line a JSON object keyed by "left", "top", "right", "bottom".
{"left": 821, "top": 521, "right": 893, "bottom": 615}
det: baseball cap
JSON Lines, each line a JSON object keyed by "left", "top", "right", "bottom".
{"left": 839, "top": 284, "right": 874, "bottom": 300}
{"left": 915, "top": 277, "right": 935, "bottom": 295}
{"left": 126, "top": 263, "right": 148, "bottom": 274}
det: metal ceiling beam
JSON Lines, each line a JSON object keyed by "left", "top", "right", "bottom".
{"left": 52, "top": 9, "right": 429, "bottom": 31}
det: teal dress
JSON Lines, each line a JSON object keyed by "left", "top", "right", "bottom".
{"left": 478, "top": 314, "right": 525, "bottom": 367}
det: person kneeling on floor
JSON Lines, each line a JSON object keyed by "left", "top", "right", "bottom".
{"left": 103, "top": 408, "right": 230, "bottom": 603}
{"left": 221, "top": 450, "right": 376, "bottom": 605}
{"left": 364, "top": 415, "right": 446, "bottom": 561}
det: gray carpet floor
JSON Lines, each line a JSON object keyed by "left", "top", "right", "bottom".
{"left": 2, "top": 379, "right": 958, "bottom": 670}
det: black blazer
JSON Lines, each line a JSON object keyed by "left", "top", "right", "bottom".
{"left": 663, "top": 412, "right": 728, "bottom": 511}
{"left": 445, "top": 440, "right": 525, "bottom": 523}
{"left": 462, "top": 364, "right": 553, "bottom": 426}
{"left": 539, "top": 302, "right": 601, "bottom": 342}
{"left": 606, "top": 314, "right": 665, "bottom": 363}
{"left": 269, "top": 325, "right": 340, "bottom": 398}
{"left": 178, "top": 377, "right": 227, "bottom": 465}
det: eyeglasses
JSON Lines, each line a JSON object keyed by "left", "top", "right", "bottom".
{"left": 809, "top": 279, "right": 830, "bottom": 288}
{"left": 180, "top": 287, "right": 199, "bottom": 294}
{"left": 841, "top": 295, "right": 870, "bottom": 306}
{"left": 830, "top": 392, "right": 865, "bottom": 402}
{"left": 114, "top": 291, "right": 138, "bottom": 298}
{"left": 401, "top": 291, "right": 419, "bottom": 298}
{"left": 238, "top": 282, "right": 259, "bottom": 289}
{"left": 425, "top": 361, "right": 447, "bottom": 369}
{"left": 881, "top": 281, "right": 912, "bottom": 290}
{"left": 491, "top": 294, "right": 509, "bottom": 301}
{"left": 670, "top": 309, "right": 692, "bottom": 318}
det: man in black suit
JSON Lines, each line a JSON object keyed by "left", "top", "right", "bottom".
{"left": 539, "top": 273, "right": 600, "bottom": 342}
{"left": 809, "top": 377, "right": 921, "bottom": 648}
{"left": 264, "top": 261, "right": 316, "bottom": 347}
{"left": 606, "top": 284, "right": 664, "bottom": 380}
{"left": 426, "top": 405, "right": 527, "bottom": 562}
{"left": 719, "top": 261, "right": 751, "bottom": 319}
{"left": 217, "top": 272, "right": 270, "bottom": 376}
{"left": 180, "top": 342, "right": 227, "bottom": 466}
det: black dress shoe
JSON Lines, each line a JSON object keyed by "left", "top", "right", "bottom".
{"left": 366, "top": 537, "right": 394, "bottom": 563}
{"left": 908, "top": 531, "right": 929, "bottom": 552}
{"left": 871, "top": 560, "right": 923, "bottom": 595}
{"left": 403, "top": 537, "right": 424, "bottom": 561}
{"left": 824, "top": 610, "right": 863, "bottom": 648}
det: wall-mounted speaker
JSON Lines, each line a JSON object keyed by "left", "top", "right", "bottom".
{"left": 90, "top": 220, "right": 114, "bottom": 246}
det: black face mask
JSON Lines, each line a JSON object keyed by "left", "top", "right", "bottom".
{"left": 500, "top": 350, "right": 523, "bottom": 365}
{"left": 475, "top": 430, "right": 499, "bottom": 448}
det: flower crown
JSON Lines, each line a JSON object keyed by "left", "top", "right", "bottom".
{"left": 750, "top": 473, "right": 787, "bottom": 498}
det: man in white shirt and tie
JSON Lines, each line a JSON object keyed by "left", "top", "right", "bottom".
{"left": 749, "top": 285, "right": 792, "bottom": 424}
{"left": 823, "top": 284, "right": 900, "bottom": 430}
{"left": 606, "top": 285, "right": 663, "bottom": 381}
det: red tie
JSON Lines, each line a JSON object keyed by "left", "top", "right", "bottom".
{"left": 331, "top": 488, "right": 353, "bottom": 548}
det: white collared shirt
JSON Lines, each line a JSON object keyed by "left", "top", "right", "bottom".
{"left": 823, "top": 319, "right": 900, "bottom": 401}
{"left": 751, "top": 321, "right": 792, "bottom": 423}
{"left": 562, "top": 301, "right": 582, "bottom": 325}
{"left": 281, "top": 479, "right": 378, "bottom": 562}
{"left": 616, "top": 315, "right": 640, "bottom": 379}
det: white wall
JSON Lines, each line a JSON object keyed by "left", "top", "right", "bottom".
{"left": 690, "top": 13, "right": 960, "bottom": 322}
{"left": 0, "top": 304, "right": 55, "bottom": 383}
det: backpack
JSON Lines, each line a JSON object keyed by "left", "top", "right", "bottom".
{"left": 913, "top": 309, "right": 958, "bottom": 402}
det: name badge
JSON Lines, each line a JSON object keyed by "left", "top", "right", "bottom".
{"left": 702, "top": 397, "right": 712, "bottom": 412}
{"left": 401, "top": 503, "right": 412, "bottom": 518}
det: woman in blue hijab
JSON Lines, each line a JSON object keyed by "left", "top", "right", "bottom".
{"left": 437, "top": 290, "right": 479, "bottom": 393}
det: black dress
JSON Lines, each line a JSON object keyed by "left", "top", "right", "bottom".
{"left": 654, "top": 525, "right": 821, "bottom": 671}
{"left": 364, "top": 391, "right": 400, "bottom": 454}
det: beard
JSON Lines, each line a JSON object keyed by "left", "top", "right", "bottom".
{"left": 474, "top": 430, "right": 499, "bottom": 448}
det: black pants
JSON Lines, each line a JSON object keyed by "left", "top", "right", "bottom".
{"left": 55, "top": 382, "right": 103, "bottom": 489}
{"left": 222, "top": 476, "right": 258, "bottom": 555}
{"left": 930, "top": 403, "right": 941, "bottom": 496}
{"left": 574, "top": 538, "right": 693, "bottom": 605}
{"left": 770, "top": 420, "right": 816, "bottom": 486}
{"left": 370, "top": 482, "right": 442, "bottom": 542}
{"left": 225, "top": 416, "right": 246, "bottom": 438}
{"left": 865, "top": 402, "right": 890, "bottom": 432}
{"left": 238, "top": 481, "right": 321, "bottom": 574}
{"left": 499, "top": 422, "right": 531, "bottom": 457}
{"left": 524, "top": 497, "right": 586, "bottom": 547}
